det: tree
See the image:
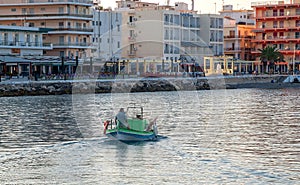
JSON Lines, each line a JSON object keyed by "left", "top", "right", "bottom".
{"left": 258, "top": 46, "right": 284, "bottom": 74}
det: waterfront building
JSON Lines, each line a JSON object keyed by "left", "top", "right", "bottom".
{"left": 92, "top": 7, "right": 122, "bottom": 62}
{"left": 114, "top": 0, "right": 215, "bottom": 70}
{"left": 223, "top": 17, "right": 256, "bottom": 61}
{"left": 199, "top": 14, "right": 224, "bottom": 57}
{"left": 219, "top": 5, "right": 256, "bottom": 61}
{"left": 0, "top": 25, "right": 52, "bottom": 76}
{"left": 0, "top": 0, "right": 94, "bottom": 60}
{"left": 251, "top": 0, "right": 300, "bottom": 72}
{"left": 219, "top": 5, "right": 255, "bottom": 25}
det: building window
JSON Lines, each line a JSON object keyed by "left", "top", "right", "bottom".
{"left": 296, "top": 32, "right": 300, "bottom": 39}
{"left": 28, "top": 22, "right": 34, "bottom": 27}
{"left": 273, "top": 9, "right": 278, "bottom": 16}
{"left": 59, "top": 22, "right": 64, "bottom": 28}
{"left": 59, "top": 7, "right": 64, "bottom": 14}
{"left": 41, "top": 22, "right": 45, "bottom": 26}
{"left": 29, "top": 8, "right": 34, "bottom": 14}
{"left": 59, "top": 36, "right": 64, "bottom": 44}
{"left": 34, "top": 35, "right": 38, "bottom": 46}
{"left": 60, "top": 51, "right": 65, "bottom": 57}
{"left": 26, "top": 34, "right": 30, "bottom": 44}
{"left": 22, "top": 8, "right": 26, "bottom": 14}
{"left": 11, "top": 8, "right": 16, "bottom": 12}
{"left": 296, "top": 8, "right": 300, "bottom": 15}
{"left": 118, "top": 41, "right": 120, "bottom": 48}
{"left": 279, "top": 21, "right": 284, "bottom": 28}
{"left": 41, "top": 8, "right": 45, "bottom": 11}
{"left": 273, "top": 21, "right": 278, "bottom": 28}
{"left": 14, "top": 33, "right": 19, "bottom": 44}
{"left": 296, "top": 20, "right": 300, "bottom": 27}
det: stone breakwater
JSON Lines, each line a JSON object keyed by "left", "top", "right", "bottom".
{"left": 0, "top": 75, "right": 297, "bottom": 97}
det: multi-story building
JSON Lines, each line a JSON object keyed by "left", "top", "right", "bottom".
{"left": 114, "top": 0, "right": 215, "bottom": 67}
{"left": 92, "top": 8, "right": 122, "bottom": 61}
{"left": 0, "top": 25, "right": 52, "bottom": 76}
{"left": 251, "top": 0, "right": 300, "bottom": 71}
{"left": 0, "top": 0, "right": 94, "bottom": 60}
{"left": 219, "top": 5, "right": 255, "bottom": 25}
{"left": 199, "top": 14, "right": 224, "bottom": 57}
{"left": 223, "top": 16, "right": 255, "bottom": 60}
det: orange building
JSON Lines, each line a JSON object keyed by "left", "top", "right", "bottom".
{"left": 0, "top": 0, "right": 93, "bottom": 60}
{"left": 224, "top": 16, "right": 256, "bottom": 60}
{"left": 251, "top": 0, "right": 300, "bottom": 72}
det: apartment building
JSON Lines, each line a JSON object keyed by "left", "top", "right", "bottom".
{"left": 114, "top": 0, "right": 215, "bottom": 67}
{"left": 0, "top": 25, "right": 52, "bottom": 76}
{"left": 251, "top": 0, "right": 300, "bottom": 70}
{"left": 92, "top": 8, "right": 122, "bottom": 61}
{"left": 0, "top": 0, "right": 94, "bottom": 60}
{"left": 220, "top": 5, "right": 256, "bottom": 60}
{"left": 219, "top": 5, "right": 255, "bottom": 25}
{"left": 199, "top": 14, "right": 224, "bottom": 57}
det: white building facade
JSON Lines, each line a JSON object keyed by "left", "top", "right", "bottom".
{"left": 92, "top": 8, "right": 122, "bottom": 61}
{"left": 199, "top": 14, "right": 224, "bottom": 57}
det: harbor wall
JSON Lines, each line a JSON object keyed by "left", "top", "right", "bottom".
{"left": 0, "top": 75, "right": 298, "bottom": 97}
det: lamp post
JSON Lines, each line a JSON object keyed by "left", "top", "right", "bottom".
{"left": 293, "top": 45, "right": 296, "bottom": 76}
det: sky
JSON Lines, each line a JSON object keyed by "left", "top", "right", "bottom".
{"left": 100, "top": 0, "right": 254, "bottom": 14}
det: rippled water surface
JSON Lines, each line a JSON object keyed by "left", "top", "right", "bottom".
{"left": 0, "top": 89, "right": 299, "bottom": 184}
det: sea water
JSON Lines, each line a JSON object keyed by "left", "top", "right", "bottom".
{"left": 0, "top": 89, "right": 299, "bottom": 184}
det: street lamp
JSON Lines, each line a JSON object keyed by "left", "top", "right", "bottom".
{"left": 293, "top": 45, "right": 296, "bottom": 76}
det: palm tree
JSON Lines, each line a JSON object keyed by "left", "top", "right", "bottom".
{"left": 258, "top": 46, "right": 284, "bottom": 74}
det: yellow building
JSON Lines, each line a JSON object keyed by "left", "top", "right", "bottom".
{"left": 0, "top": 0, "right": 94, "bottom": 60}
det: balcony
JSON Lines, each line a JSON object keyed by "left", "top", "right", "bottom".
{"left": 0, "top": 40, "right": 53, "bottom": 50}
{"left": 53, "top": 26, "right": 93, "bottom": 33}
{"left": 254, "top": 13, "right": 300, "bottom": 20}
{"left": 224, "top": 47, "right": 242, "bottom": 53}
{"left": 251, "top": 36, "right": 300, "bottom": 43}
{"left": 52, "top": 42, "right": 91, "bottom": 49}
{"left": 251, "top": 47, "right": 300, "bottom": 53}
{"left": 0, "top": 0, "right": 94, "bottom": 5}
{"left": 0, "top": 13, "right": 93, "bottom": 20}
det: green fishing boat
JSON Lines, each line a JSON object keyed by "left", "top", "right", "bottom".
{"left": 103, "top": 106, "right": 158, "bottom": 141}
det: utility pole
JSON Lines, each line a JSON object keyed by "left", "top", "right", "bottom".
{"left": 191, "top": 0, "right": 194, "bottom": 11}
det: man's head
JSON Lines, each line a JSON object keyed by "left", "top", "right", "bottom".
{"left": 119, "top": 108, "right": 124, "bottom": 112}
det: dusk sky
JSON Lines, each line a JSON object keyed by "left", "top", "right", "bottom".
{"left": 100, "top": 0, "right": 259, "bottom": 13}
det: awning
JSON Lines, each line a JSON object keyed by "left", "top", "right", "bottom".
{"left": 0, "top": 56, "right": 31, "bottom": 63}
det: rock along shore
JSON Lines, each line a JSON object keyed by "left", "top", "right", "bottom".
{"left": 0, "top": 75, "right": 299, "bottom": 97}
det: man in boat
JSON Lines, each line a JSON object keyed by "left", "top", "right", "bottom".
{"left": 116, "top": 108, "right": 130, "bottom": 129}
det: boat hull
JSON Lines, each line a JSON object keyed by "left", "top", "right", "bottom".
{"left": 106, "top": 129, "right": 157, "bottom": 141}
